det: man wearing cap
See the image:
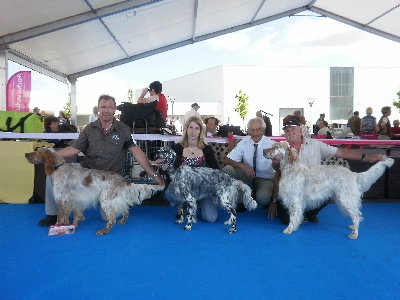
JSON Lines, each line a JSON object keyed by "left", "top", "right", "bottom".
{"left": 269, "top": 117, "right": 386, "bottom": 224}
{"left": 182, "top": 103, "right": 201, "bottom": 126}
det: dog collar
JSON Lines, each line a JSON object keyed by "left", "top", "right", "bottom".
{"left": 54, "top": 163, "right": 65, "bottom": 170}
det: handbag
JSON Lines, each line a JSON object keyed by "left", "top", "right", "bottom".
{"left": 0, "top": 111, "right": 44, "bottom": 133}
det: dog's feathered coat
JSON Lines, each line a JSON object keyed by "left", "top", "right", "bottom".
{"left": 25, "top": 147, "right": 163, "bottom": 235}
{"left": 156, "top": 147, "right": 257, "bottom": 233}
{"left": 264, "top": 141, "right": 394, "bottom": 239}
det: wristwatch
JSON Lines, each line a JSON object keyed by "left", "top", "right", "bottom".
{"left": 360, "top": 154, "right": 367, "bottom": 162}
{"left": 151, "top": 173, "right": 159, "bottom": 179}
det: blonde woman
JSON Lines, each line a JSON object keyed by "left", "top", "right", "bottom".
{"left": 164, "top": 116, "right": 220, "bottom": 222}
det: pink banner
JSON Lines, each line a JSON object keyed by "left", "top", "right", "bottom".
{"left": 6, "top": 71, "right": 31, "bottom": 112}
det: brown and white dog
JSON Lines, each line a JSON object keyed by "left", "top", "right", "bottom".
{"left": 25, "top": 147, "right": 163, "bottom": 235}
{"left": 264, "top": 141, "right": 394, "bottom": 239}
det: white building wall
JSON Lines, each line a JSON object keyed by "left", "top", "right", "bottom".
{"left": 354, "top": 67, "right": 400, "bottom": 121}
{"left": 136, "top": 65, "right": 400, "bottom": 135}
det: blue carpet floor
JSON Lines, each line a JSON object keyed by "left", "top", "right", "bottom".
{"left": 1, "top": 203, "right": 399, "bottom": 300}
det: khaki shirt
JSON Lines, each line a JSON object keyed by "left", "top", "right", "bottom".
{"left": 72, "top": 119, "right": 136, "bottom": 172}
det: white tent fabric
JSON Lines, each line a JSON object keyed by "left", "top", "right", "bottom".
{"left": 1, "top": 0, "right": 399, "bottom": 83}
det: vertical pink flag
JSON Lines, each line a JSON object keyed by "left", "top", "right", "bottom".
{"left": 6, "top": 71, "right": 32, "bottom": 112}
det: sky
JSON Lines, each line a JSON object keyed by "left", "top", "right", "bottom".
{"left": 8, "top": 13, "right": 400, "bottom": 115}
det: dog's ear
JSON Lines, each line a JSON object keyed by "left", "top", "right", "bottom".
{"left": 287, "top": 145, "right": 297, "bottom": 164}
{"left": 42, "top": 149, "right": 56, "bottom": 175}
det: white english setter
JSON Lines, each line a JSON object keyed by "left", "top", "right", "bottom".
{"left": 263, "top": 141, "right": 394, "bottom": 239}
{"left": 25, "top": 147, "right": 163, "bottom": 235}
{"left": 156, "top": 148, "right": 257, "bottom": 234}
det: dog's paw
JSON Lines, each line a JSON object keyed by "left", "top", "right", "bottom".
{"left": 175, "top": 219, "right": 184, "bottom": 224}
{"left": 348, "top": 224, "right": 355, "bottom": 230}
{"left": 283, "top": 227, "right": 293, "bottom": 234}
{"left": 228, "top": 228, "right": 236, "bottom": 234}
{"left": 183, "top": 225, "right": 192, "bottom": 231}
{"left": 348, "top": 232, "right": 358, "bottom": 239}
{"left": 96, "top": 229, "right": 109, "bottom": 235}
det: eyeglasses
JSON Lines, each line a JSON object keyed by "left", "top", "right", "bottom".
{"left": 99, "top": 106, "right": 115, "bottom": 110}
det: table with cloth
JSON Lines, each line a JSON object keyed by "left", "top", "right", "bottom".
{"left": 0, "top": 141, "right": 53, "bottom": 204}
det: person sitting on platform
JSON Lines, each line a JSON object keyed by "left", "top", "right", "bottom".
{"left": 269, "top": 118, "right": 386, "bottom": 225}
{"left": 361, "top": 107, "right": 378, "bottom": 135}
{"left": 222, "top": 117, "right": 275, "bottom": 213}
{"left": 205, "top": 116, "right": 221, "bottom": 137}
{"left": 377, "top": 106, "right": 392, "bottom": 140}
{"left": 392, "top": 119, "right": 400, "bottom": 134}
{"left": 347, "top": 111, "right": 361, "bottom": 134}
{"left": 38, "top": 94, "right": 164, "bottom": 226}
{"left": 137, "top": 80, "right": 168, "bottom": 122}
{"left": 317, "top": 120, "right": 330, "bottom": 136}
{"left": 164, "top": 116, "right": 220, "bottom": 222}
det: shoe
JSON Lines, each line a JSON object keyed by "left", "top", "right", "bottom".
{"left": 304, "top": 215, "right": 319, "bottom": 223}
{"left": 236, "top": 203, "right": 246, "bottom": 213}
{"left": 38, "top": 215, "right": 57, "bottom": 226}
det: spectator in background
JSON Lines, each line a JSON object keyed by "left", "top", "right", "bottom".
{"left": 314, "top": 113, "right": 325, "bottom": 134}
{"left": 89, "top": 106, "right": 98, "bottom": 123}
{"left": 347, "top": 111, "right": 361, "bottom": 134}
{"left": 137, "top": 81, "right": 168, "bottom": 122}
{"left": 256, "top": 111, "right": 272, "bottom": 136}
{"left": 392, "top": 119, "right": 400, "bottom": 134}
{"left": 175, "top": 117, "right": 183, "bottom": 133}
{"left": 182, "top": 103, "right": 201, "bottom": 126}
{"left": 317, "top": 120, "right": 330, "bottom": 136}
{"left": 361, "top": 107, "right": 378, "bottom": 135}
{"left": 58, "top": 110, "right": 69, "bottom": 125}
{"left": 44, "top": 116, "right": 66, "bottom": 148}
{"left": 377, "top": 106, "right": 392, "bottom": 140}
{"left": 205, "top": 116, "right": 220, "bottom": 137}
{"left": 225, "top": 117, "right": 233, "bottom": 126}
{"left": 33, "top": 107, "right": 43, "bottom": 116}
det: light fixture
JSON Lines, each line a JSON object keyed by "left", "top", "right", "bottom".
{"left": 126, "top": 11, "right": 136, "bottom": 17}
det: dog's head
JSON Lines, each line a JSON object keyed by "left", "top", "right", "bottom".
{"left": 263, "top": 141, "right": 297, "bottom": 166}
{"left": 25, "top": 147, "right": 65, "bottom": 176}
{"left": 155, "top": 147, "right": 176, "bottom": 171}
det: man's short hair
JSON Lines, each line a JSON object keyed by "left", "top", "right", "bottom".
{"left": 205, "top": 116, "right": 219, "bottom": 125}
{"left": 98, "top": 94, "right": 116, "bottom": 106}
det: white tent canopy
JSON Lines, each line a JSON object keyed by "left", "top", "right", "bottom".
{"left": 1, "top": 0, "right": 399, "bottom": 116}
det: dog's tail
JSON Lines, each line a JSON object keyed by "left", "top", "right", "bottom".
{"left": 237, "top": 181, "right": 257, "bottom": 211}
{"left": 356, "top": 157, "right": 394, "bottom": 193}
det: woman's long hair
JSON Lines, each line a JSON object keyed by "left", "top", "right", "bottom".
{"left": 180, "top": 116, "right": 208, "bottom": 149}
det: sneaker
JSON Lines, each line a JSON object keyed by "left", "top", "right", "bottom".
{"left": 303, "top": 215, "right": 319, "bottom": 223}
{"left": 236, "top": 203, "right": 246, "bottom": 213}
{"left": 38, "top": 215, "right": 57, "bottom": 226}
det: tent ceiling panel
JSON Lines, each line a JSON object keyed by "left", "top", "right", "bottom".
{"left": 370, "top": 8, "right": 400, "bottom": 36}
{"left": 256, "top": 0, "right": 311, "bottom": 20}
{"left": 315, "top": 0, "right": 400, "bottom": 24}
{"left": 11, "top": 20, "right": 126, "bottom": 75}
{"left": 0, "top": 0, "right": 90, "bottom": 36}
{"left": 0, "top": 0, "right": 399, "bottom": 83}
